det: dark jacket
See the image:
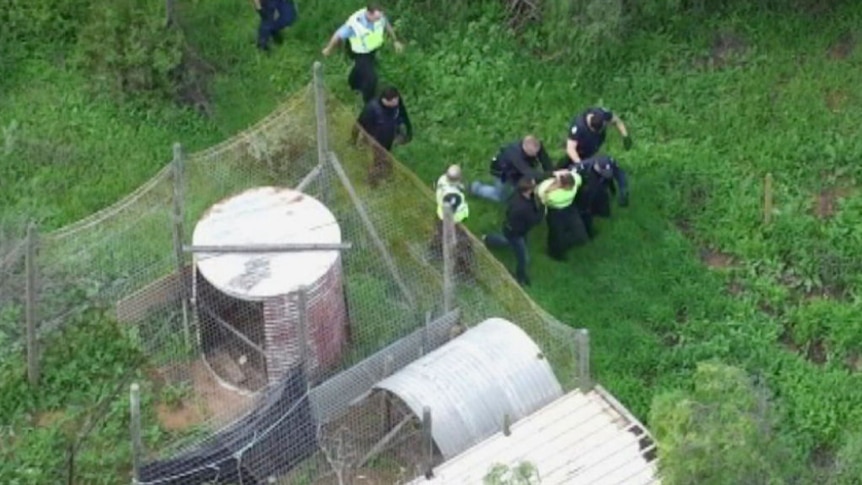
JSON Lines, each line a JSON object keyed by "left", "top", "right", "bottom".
{"left": 504, "top": 192, "right": 545, "bottom": 238}
{"left": 491, "top": 141, "right": 553, "bottom": 184}
{"left": 357, "top": 98, "right": 413, "bottom": 151}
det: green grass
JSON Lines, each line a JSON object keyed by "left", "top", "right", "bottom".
{"left": 3, "top": 0, "right": 862, "bottom": 481}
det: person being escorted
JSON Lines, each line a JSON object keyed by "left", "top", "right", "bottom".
{"left": 251, "top": 0, "right": 297, "bottom": 52}
{"left": 536, "top": 169, "right": 589, "bottom": 261}
{"left": 321, "top": 3, "right": 404, "bottom": 103}
{"left": 482, "top": 176, "right": 544, "bottom": 287}
{"left": 571, "top": 155, "right": 630, "bottom": 238}
{"left": 471, "top": 135, "right": 554, "bottom": 203}
{"left": 431, "top": 165, "right": 474, "bottom": 280}
{"left": 563, "top": 107, "right": 632, "bottom": 166}
{"left": 353, "top": 86, "right": 413, "bottom": 186}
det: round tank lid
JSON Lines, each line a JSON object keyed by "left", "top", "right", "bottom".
{"left": 192, "top": 186, "right": 342, "bottom": 300}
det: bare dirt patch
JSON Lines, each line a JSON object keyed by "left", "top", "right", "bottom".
{"left": 805, "top": 339, "right": 828, "bottom": 365}
{"left": 814, "top": 186, "right": 854, "bottom": 218}
{"left": 700, "top": 248, "right": 734, "bottom": 269}
{"left": 845, "top": 353, "right": 862, "bottom": 372}
{"left": 34, "top": 411, "right": 66, "bottom": 428}
{"left": 153, "top": 358, "right": 255, "bottom": 432}
{"left": 695, "top": 30, "right": 749, "bottom": 69}
{"left": 828, "top": 32, "right": 856, "bottom": 60}
{"left": 825, "top": 90, "right": 849, "bottom": 112}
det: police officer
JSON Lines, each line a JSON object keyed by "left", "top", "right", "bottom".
{"left": 483, "top": 177, "right": 544, "bottom": 286}
{"left": 432, "top": 166, "right": 473, "bottom": 279}
{"left": 353, "top": 86, "right": 412, "bottom": 186}
{"left": 563, "top": 107, "right": 632, "bottom": 165}
{"left": 322, "top": 3, "right": 404, "bottom": 103}
{"left": 570, "top": 155, "right": 629, "bottom": 238}
{"left": 251, "top": 0, "right": 297, "bottom": 52}
{"left": 471, "top": 135, "right": 554, "bottom": 203}
{"left": 536, "top": 170, "right": 589, "bottom": 261}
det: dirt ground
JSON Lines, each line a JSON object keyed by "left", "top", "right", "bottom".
{"left": 154, "top": 358, "right": 255, "bottom": 431}
{"left": 814, "top": 186, "right": 854, "bottom": 219}
{"left": 700, "top": 247, "right": 735, "bottom": 269}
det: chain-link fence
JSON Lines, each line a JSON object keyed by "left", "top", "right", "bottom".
{"left": 3, "top": 63, "right": 589, "bottom": 484}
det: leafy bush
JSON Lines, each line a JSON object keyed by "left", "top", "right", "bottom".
{"left": 74, "top": 0, "right": 184, "bottom": 103}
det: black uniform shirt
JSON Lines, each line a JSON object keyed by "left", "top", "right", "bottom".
{"left": 492, "top": 141, "right": 553, "bottom": 183}
{"left": 357, "top": 98, "right": 413, "bottom": 150}
{"left": 504, "top": 192, "right": 545, "bottom": 238}
{"left": 567, "top": 107, "right": 614, "bottom": 160}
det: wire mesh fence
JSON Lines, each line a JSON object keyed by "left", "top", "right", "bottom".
{"left": 3, "top": 63, "right": 589, "bottom": 484}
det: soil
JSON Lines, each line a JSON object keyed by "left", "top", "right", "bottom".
{"left": 806, "top": 339, "right": 828, "bottom": 365}
{"left": 700, "top": 248, "right": 734, "bottom": 269}
{"left": 34, "top": 411, "right": 65, "bottom": 428}
{"left": 827, "top": 32, "right": 856, "bottom": 60}
{"left": 814, "top": 186, "right": 853, "bottom": 218}
{"left": 154, "top": 358, "right": 255, "bottom": 431}
{"left": 702, "top": 30, "right": 748, "bottom": 68}
{"left": 845, "top": 353, "right": 862, "bottom": 372}
{"left": 824, "top": 90, "right": 849, "bottom": 112}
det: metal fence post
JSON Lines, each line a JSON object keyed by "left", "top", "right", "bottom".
{"left": 422, "top": 406, "right": 434, "bottom": 479}
{"left": 130, "top": 383, "right": 143, "bottom": 483}
{"left": 297, "top": 287, "right": 311, "bottom": 389}
{"left": 25, "top": 222, "right": 40, "bottom": 387}
{"left": 576, "top": 329, "right": 592, "bottom": 391}
{"left": 171, "top": 143, "right": 192, "bottom": 351}
{"left": 313, "top": 61, "right": 331, "bottom": 203}
{"left": 442, "top": 206, "right": 455, "bottom": 314}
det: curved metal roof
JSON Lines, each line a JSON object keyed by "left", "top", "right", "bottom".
{"left": 373, "top": 318, "right": 563, "bottom": 459}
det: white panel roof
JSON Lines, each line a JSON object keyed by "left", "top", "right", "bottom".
{"left": 192, "top": 186, "right": 341, "bottom": 300}
{"left": 411, "top": 387, "right": 660, "bottom": 485}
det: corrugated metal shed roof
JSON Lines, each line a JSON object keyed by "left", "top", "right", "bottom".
{"left": 373, "top": 318, "right": 563, "bottom": 459}
{"left": 411, "top": 387, "right": 660, "bottom": 485}
{"left": 193, "top": 186, "right": 341, "bottom": 300}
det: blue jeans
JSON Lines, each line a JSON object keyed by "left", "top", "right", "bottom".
{"left": 471, "top": 176, "right": 513, "bottom": 203}
{"left": 485, "top": 232, "right": 529, "bottom": 283}
{"left": 258, "top": 0, "right": 296, "bottom": 49}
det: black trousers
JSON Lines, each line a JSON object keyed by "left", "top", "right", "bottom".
{"left": 576, "top": 186, "right": 611, "bottom": 238}
{"left": 348, "top": 51, "right": 378, "bottom": 103}
{"left": 546, "top": 205, "right": 589, "bottom": 260}
{"left": 257, "top": 0, "right": 296, "bottom": 49}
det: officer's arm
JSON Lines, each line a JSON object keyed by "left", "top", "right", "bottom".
{"left": 538, "top": 144, "right": 554, "bottom": 173}
{"left": 249, "top": 0, "right": 261, "bottom": 10}
{"left": 510, "top": 155, "right": 542, "bottom": 182}
{"left": 565, "top": 139, "right": 581, "bottom": 163}
{"left": 611, "top": 115, "right": 629, "bottom": 138}
{"left": 323, "top": 26, "right": 352, "bottom": 54}
{"left": 384, "top": 19, "right": 400, "bottom": 43}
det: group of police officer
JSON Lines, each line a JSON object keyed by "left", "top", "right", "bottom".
{"left": 313, "top": 2, "right": 633, "bottom": 287}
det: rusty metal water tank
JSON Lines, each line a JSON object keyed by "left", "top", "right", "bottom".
{"left": 192, "top": 186, "right": 349, "bottom": 393}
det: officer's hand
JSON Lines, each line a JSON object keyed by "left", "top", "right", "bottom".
{"left": 394, "top": 41, "right": 405, "bottom": 54}
{"left": 322, "top": 46, "right": 332, "bottom": 57}
{"left": 623, "top": 136, "right": 633, "bottom": 151}
{"left": 619, "top": 191, "right": 630, "bottom": 207}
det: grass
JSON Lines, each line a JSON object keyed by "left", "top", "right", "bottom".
{"left": 2, "top": 0, "right": 862, "bottom": 481}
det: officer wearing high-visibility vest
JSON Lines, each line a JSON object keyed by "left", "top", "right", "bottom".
{"left": 431, "top": 165, "right": 473, "bottom": 279}
{"left": 536, "top": 170, "right": 589, "bottom": 261}
{"left": 322, "top": 3, "right": 405, "bottom": 103}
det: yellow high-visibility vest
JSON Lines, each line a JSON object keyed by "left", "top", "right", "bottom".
{"left": 537, "top": 173, "right": 581, "bottom": 209}
{"left": 437, "top": 185, "right": 469, "bottom": 223}
{"left": 346, "top": 9, "right": 386, "bottom": 54}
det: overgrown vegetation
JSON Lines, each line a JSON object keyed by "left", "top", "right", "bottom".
{"left": 2, "top": 0, "right": 862, "bottom": 483}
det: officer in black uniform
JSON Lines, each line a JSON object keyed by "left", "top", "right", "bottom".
{"left": 569, "top": 155, "right": 629, "bottom": 238}
{"left": 353, "top": 86, "right": 413, "bottom": 186}
{"left": 563, "top": 107, "right": 632, "bottom": 166}
{"left": 483, "top": 177, "right": 545, "bottom": 286}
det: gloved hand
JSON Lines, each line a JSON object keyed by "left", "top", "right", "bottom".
{"left": 618, "top": 191, "right": 629, "bottom": 207}
{"left": 623, "top": 136, "right": 633, "bottom": 151}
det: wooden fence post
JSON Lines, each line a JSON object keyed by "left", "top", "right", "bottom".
{"left": 575, "top": 329, "right": 592, "bottom": 391}
{"left": 422, "top": 406, "right": 434, "bottom": 478}
{"left": 130, "top": 383, "right": 143, "bottom": 483}
{"left": 764, "top": 172, "right": 773, "bottom": 225}
{"left": 25, "top": 222, "right": 40, "bottom": 387}
{"left": 171, "top": 143, "right": 192, "bottom": 352}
